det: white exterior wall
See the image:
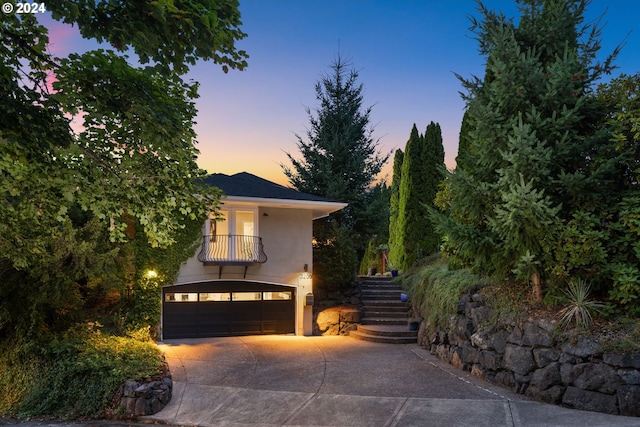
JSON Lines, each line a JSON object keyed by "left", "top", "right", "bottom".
{"left": 174, "top": 204, "right": 315, "bottom": 335}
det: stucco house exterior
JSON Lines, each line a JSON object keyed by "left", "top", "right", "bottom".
{"left": 161, "top": 172, "right": 346, "bottom": 339}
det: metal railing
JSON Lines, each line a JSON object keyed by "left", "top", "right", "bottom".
{"left": 197, "top": 234, "right": 268, "bottom": 265}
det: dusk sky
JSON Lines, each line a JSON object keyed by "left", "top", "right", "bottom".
{"left": 43, "top": 1, "right": 640, "bottom": 186}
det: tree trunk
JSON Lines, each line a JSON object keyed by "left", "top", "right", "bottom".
{"left": 531, "top": 272, "right": 542, "bottom": 301}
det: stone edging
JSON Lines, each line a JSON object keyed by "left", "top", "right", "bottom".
{"left": 413, "top": 291, "right": 640, "bottom": 417}
{"left": 116, "top": 361, "right": 172, "bottom": 416}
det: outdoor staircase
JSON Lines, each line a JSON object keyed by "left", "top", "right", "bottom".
{"left": 350, "top": 276, "right": 418, "bottom": 344}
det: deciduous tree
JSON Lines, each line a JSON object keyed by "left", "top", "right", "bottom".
{"left": 0, "top": 0, "right": 248, "bottom": 340}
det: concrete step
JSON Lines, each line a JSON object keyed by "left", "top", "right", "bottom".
{"left": 356, "top": 324, "right": 419, "bottom": 338}
{"left": 361, "top": 293, "right": 403, "bottom": 301}
{"left": 362, "top": 297, "right": 407, "bottom": 305}
{"left": 350, "top": 327, "right": 417, "bottom": 344}
{"left": 364, "top": 305, "right": 409, "bottom": 317}
{"left": 364, "top": 310, "right": 409, "bottom": 318}
{"left": 360, "top": 285, "right": 402, "bottom": 291}
{"left": 356, "top": 275, "right": 395, "bottom": 282}
{"left": 361, "top": 317, "right": 407, "bottom": 326}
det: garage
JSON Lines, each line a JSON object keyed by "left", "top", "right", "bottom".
{"left": 162, "top": 281, "right": 296, "bottom": 339}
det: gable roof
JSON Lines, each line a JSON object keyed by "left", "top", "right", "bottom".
{"left": 203, "top": 172, "right": 346, "bottom": 219}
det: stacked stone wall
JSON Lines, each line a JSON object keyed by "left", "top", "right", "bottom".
{"left": 414, "top": 291, "right": 640, "bottom": 417}
{"left": 115, "top": 361, "right": 172, "bottom": 416}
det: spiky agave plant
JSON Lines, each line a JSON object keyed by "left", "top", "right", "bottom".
{"left": 558, "top": 279, "right": 606, "bottom": 330}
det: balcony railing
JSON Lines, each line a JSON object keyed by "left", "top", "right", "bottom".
{"left": 197, "top": 234, "right": 268, "bottom": 266}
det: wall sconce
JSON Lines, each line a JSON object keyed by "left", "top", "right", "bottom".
{"left": 262, "top": 212, "right": 269, "bottom": 217}
{"left": 304, "top": 263, "right": 308, "bottom": 272}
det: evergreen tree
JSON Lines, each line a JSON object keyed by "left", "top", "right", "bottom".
{"left": 387, "top": 148, "right": 404, "bottom": 270}
{"left": 435, "top": 0, "right": 619, "bottom": 300}
{"left": 282, "top": 54, "right": 389, "bottom": 289}
{"left": 455, "top": 110, "right": 473, "bottom": 171}
{"left": 394, "top": 122, "right": 445, "bottom": 270}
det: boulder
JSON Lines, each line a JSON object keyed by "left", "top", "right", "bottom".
{"left": 562, "top": 386, "right": 618, "bottom": 415}
{"left": 529, "top": 362, "right": 562, "bottom": 391}
{"left": 533, "top": 347, "right": 560, "bottom": 368}
{"left": 604, "top": 353, "right": 640, "bottom": 369}
{"left": 573, "top": 363, "right": 621, "bottom": 394}
{"left": 522, "top": 320, "right": 554, "bottom": 348}
{"left": 617, "top": 385, "right": 640, "bottom": 417}
{"left": 561, "top": 337, "right": 603, "bottom": 359}
{"left": 504, "top": 344, "right": 535, "bottom": 376}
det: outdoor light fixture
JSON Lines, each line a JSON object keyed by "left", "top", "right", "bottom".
{"left": 146, "top": 270, "right": 158, "bottom": 278}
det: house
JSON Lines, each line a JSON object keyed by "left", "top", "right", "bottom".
{"left": 161, "top": 172, "right": 346, "bottom": 339}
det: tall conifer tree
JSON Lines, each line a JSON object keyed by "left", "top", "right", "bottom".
{"left": 394, "top": 122, "right": 445, "bottom": 270}
{"left": 387, "top": 148, "right": 404, "bottom": 270}
{"left": 283, "top": 54, "right": 388, "bottom": 289}
{"left": 435, "top": 0, "right": 618, "bottom": 300}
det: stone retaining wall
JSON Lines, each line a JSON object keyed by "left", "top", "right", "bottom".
{"left": 414, "top": 291, "right": 640, "bottom": 417}
{"left": 116, "top": 361, "right": 172, "bottom": 416}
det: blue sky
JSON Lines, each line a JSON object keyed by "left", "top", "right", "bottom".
{"left": 45, "top": 1, "right": 640, "bottom": 185}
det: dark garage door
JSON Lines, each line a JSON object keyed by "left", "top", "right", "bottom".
{"left": 162, "top": 281, "right": 296, "bottom": 339}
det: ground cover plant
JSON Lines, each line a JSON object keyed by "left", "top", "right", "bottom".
{"left": 0, "top": 324, "right": 164, "bottom": 419}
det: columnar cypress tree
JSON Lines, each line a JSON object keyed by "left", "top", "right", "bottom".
{"left": 394, "top": 122, "right": 445, "bottom": 270}
{"left": 435, "top": 0, "right": 618, "bottom": 300}
{"left": 422, "top": 122, "right": 446, "bottom": 253}
{"left": 387, "top": 148, "right": 404, "bottom": 270}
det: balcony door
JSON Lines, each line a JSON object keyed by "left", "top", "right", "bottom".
{"left": 208, "top": 208, "right": 257, "bottom": 262}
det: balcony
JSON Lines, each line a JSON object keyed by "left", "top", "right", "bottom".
{"left": 197, "top": 234, "right": 268, "bottom": 277}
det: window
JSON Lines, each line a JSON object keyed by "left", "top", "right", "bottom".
{"left": 165, "top": 293, "right": 198, "bottom": 302}
{"left": 200, "top": 292, "right": 231, "bottom": 302}
{"left": 263, "top": 292, "right": 293, "bottom": 301}
{"left": 232, "top": 292, "right": 262, "bottom": 301}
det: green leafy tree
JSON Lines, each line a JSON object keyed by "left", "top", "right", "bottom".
{"left": 282, "top": 54, "right": 389, "bottom": 290}
{"left": 0, "top": 1, "right": 248, "bottom": 341}
{"left": 434, "top": 0, "right": 619, "bottom": 301}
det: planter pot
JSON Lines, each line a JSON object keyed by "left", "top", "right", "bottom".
{"left": 400, "top": 293, "right": 408, "bottom": 302}
{"left": 367, "top": 267, "right": 377, "bottom": 276}
{"left": 391, "top": 269, "right": 398, "bottom": 277}
{"left": 408, "top": 321, "right": 419, "bottom": 331}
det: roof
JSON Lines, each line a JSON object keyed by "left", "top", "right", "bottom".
{"left": 204, "top": 172, "right": 334, "bottom": 202}
{"left": 203, "top": 172, "right": 346, "bottom": 219}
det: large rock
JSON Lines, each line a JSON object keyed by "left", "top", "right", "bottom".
{"left": 533, "top": 347, "right": 560, "bottom": 368}
{"left": 522, "top": 320, "right": 555, "bottom": 348}
{"left": 573, "top": 363, "right": 621, "bottom": 394}
{"left": 618, "top": 368, "right": 640, "bottom": 385}
{"left": 315, "top": 309, "right": 340, "bottom": 335}
{"left": 562, "top": 386, "right": 618, "bottom": 415}
{"left": 504, "top": 344, "right": 535, "bottom": 376}
{"left": 604, "top": 353, "right": 640, "bottom": 369}
{"left": 479, "top": 350, "right": 502, "bottom": 371}
{"left": 487, "top": 329, "right": 509, "bottom": 353}
{"left": 617, "top": 385, "right": 640, "bottom": 417}
{"left": 529, "top": 362, "right": 562, "bottom": 391}
{"left": 527, "top": 362, "right": 563, "bottom": 403}
{"left": 561, "top": 337, "right": 603, "bottom": 359}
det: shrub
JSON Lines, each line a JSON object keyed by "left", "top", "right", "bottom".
{"left": 399, "top": 255, "right": 487, "bottom": 332}
{"left": 1, "top": 323, "right": 164, "bottom": 419}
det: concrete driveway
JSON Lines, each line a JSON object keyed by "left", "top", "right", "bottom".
{"left": 149, "top": 335, "right": 640, "bottom": 427}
